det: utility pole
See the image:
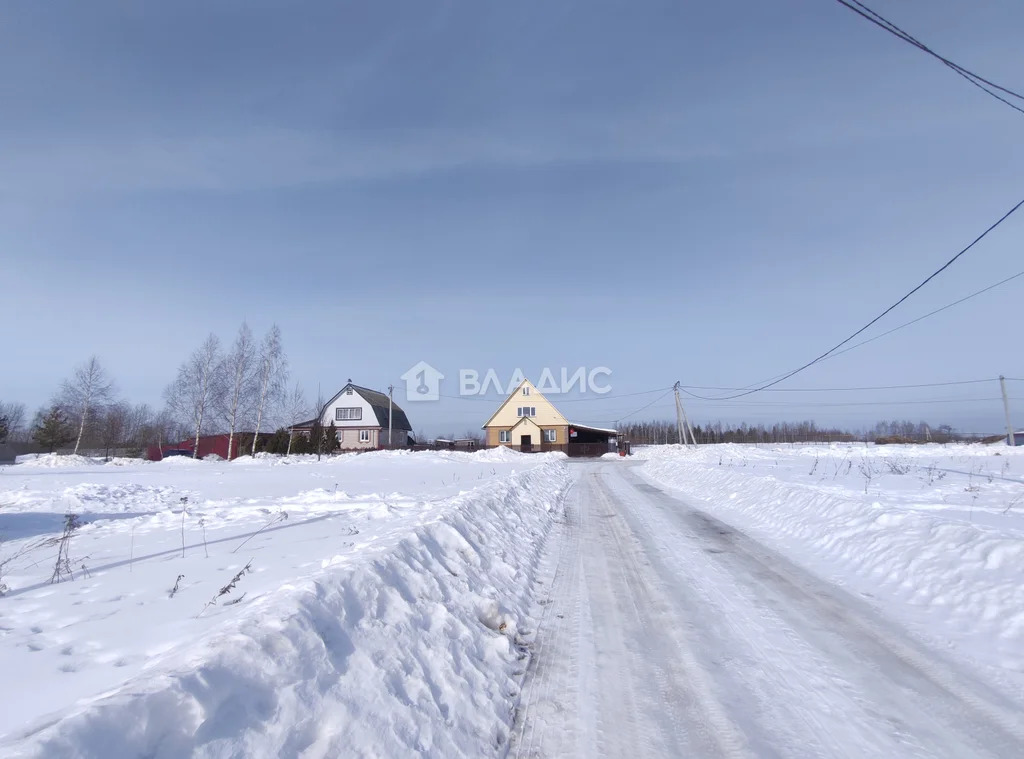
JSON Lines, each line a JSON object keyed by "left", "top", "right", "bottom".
{"left": 673, "top": 382, "right": 685, "bottom": 444}
{"left": 316, "top": 381, "right": 325, "bottom": 462}
{"left": 1001, "top": 376, "right": 1015, "bottom": 447}
{"left": 683, "top": 401, "right": 697, "bottom": 446}
{"left": 388, "top": 384, "right": 394, "bottom": 450}
{"left": 673, "top": 382, "right": 697, "bottom": 446}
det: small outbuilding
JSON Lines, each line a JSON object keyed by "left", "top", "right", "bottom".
{"left": 146, "top": 433, "right": 273, "bottom": 461}
{"left": 0, "top": 443, "right": 16, "bottom": 465}
{"left": 435, "top": 438, "right": 479, "bottom": 451}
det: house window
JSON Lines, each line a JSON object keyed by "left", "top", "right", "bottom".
{"left": 517, "top": 407, "right": 536, "bottom": 418}
{"left": 359, "top": 429, "right": 370, "bottom": 443}
{"left": 523, "top": 387, "right": 530, "bottom": 396}
{"left": 499, "top": 430, "right": 511, "bottom": 443}
{"left": 544, "top": 429, "right": 556, "bottom": 443}
{"left": 336, "top": 407, "right": 362, "bottom": 421}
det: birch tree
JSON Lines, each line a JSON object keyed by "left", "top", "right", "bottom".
{"left": 251, "top": 324, "right": 288, "bottom": 456}
{"left": 59, "top": 357, "right": 115, "bottom": 455}
{"left": 218, "top": 323, "right": 256, "bottom": 460}
{"left": 165, "top": 334, "right": 222, "bottom": 458}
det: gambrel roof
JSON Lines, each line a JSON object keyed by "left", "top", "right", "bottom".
{"left": 294, "top": 383, "right": 412, "bottom": 431}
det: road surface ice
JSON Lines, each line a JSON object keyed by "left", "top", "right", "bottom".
{"left": 512, "top": 461, "right": 1024, "bottom": 759}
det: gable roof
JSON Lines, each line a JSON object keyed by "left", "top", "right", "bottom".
{"left": 321, "top": 383, "right": 412, "bottom": 431}
{"left": 481, "top": 378, "right": 568, "bottom": 429}
{"left": 509, "top": 415, "right": 543, "bottom": 432}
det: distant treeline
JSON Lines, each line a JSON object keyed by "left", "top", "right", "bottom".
{"left": 618, "top": 419, "right": 986, "bottom": 445}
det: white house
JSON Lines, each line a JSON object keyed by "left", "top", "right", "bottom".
{"left": 291, "top": 382, "right": 413, "bottom": 450}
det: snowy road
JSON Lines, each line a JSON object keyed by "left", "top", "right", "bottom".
{"left": 512, "top": 461, "right": 1024, "bottom": 759}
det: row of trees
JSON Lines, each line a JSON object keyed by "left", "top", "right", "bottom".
{"left": 163, "top": 324, "right": 302, "bottom": 459}
{"left": 2, "top": 393, "right": 185, "bottom": 456}
{"left": 618, "top": 419, "right": 969, "bottom": 445}
{"left": 4, "top": 323, "right": 314, "bottom": 458}
{"left": 3, "top": 359, "right": 184, "bottom": 454}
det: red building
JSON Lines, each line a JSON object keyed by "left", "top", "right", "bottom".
{"left": 146, "top": 433, "right": 271, "bottom": 461}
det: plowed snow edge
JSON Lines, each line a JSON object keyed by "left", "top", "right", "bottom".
{"left": 4, "top": 462, "right": 571, "bottom": 759}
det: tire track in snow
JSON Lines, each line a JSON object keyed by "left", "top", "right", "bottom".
{"left": 512, "top": 466, "right": 746, "bottom": 759}
{"left": 511, "top": 473, "right": 583, "bottom": 758}
{"left": 588, "top": 475, "right": 750, "bottom": 759}
{"left": 515, "top": 461, "right": 1024, "bottom": 758}
{"left": 619, "top": 463, "right": 1024, "bottom": 758}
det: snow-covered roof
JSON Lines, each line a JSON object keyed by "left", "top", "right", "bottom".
{"left": 568, "top": 422, "right": 618, "bottom": 435}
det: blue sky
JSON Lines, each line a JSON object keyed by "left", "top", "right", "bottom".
{"left": 2, "top": 0, "right": 1023, "bottom": 435}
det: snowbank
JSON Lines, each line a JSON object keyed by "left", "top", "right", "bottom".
{"left": 1, "top": 457, "right": 570, "bottom": 758}
{"left": 16, "top": 453, "right": 104, "bottom": 468}
{"left": 636, "top": 444, "right": 1024, "bottom": 676}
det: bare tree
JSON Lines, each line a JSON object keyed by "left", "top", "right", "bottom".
{"left": 59, "top": 357, "right": 115, "bottom": 455}
{"left": 218, "top": 323, "right": 256, "bottom": 460}
{"left": 140, "top": 407, "right": 187, "bottom": 457}
{"left": 280, "top": 383, "right": 310, "bottom": 455}
{"left": 461, "top": 429, "right": 485, "bottom": 446}
{"left": 313, "top": 387, "right": 328, "bottom": 461}
{"left": 124, "top": 403, "right": 155, "bottom": 449}
{"left": 99, "top": 402, "right": 130, "bottom": 460}
{"left": 251, "top": 324, "right": 287, "bottom": 456}
{"left": 0, "top": 402, "right": 26, "bottom": 442}
{"left": 165, "top": 334, "right": 222, "bottom": 459}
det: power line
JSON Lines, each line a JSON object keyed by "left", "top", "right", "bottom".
{"left": 613, "top": 388, "right": 675, "bottom": 423}
{"left": 681, "top": 377, "right": 997, "bottom": 394}
{"left": 839, "top": 0, "right": 1024, "bottom": 102}
{"left": 833, "top": 0, "right": 1024, "bottom": 116}
{"left": 684, "top": 397, "right": 1015, "bottom": 409}
{"left": 683, "top": 197, "right": 1024, "bottom": 401}
{"left": 392, "top": 380, "right": 671, "bottom": 404}
{"left": 685, "top": 269, "right": 1024, "bottom": 395}
{"left": 829, "top": 269, "right": 1024, "bottom": 360}
{"left": 550, "top": 387, "right": 673, "bottom": 403}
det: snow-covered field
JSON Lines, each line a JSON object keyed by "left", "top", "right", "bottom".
{"left": 8, "top": 442, "right": 1023, "bottom": 757}
{"left": 0, "top": 450, "right": 570, "bottom": 758}
{"left": 635, "top": 442, "right": 1024, "bottom": 685}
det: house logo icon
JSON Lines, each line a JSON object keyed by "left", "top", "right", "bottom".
{"left": 400, "top": 361, "right": 445, "bottom": 402}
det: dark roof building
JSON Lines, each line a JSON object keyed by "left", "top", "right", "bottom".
{"left": 0, "top": 443, "right": 16, "bottom": 465}
{"left": 291, "top": 382, "right": 412, "bottom": 450}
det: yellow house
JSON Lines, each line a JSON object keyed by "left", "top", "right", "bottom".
{"left": 482, "top": 379, "right": 617, "bottom": 456}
